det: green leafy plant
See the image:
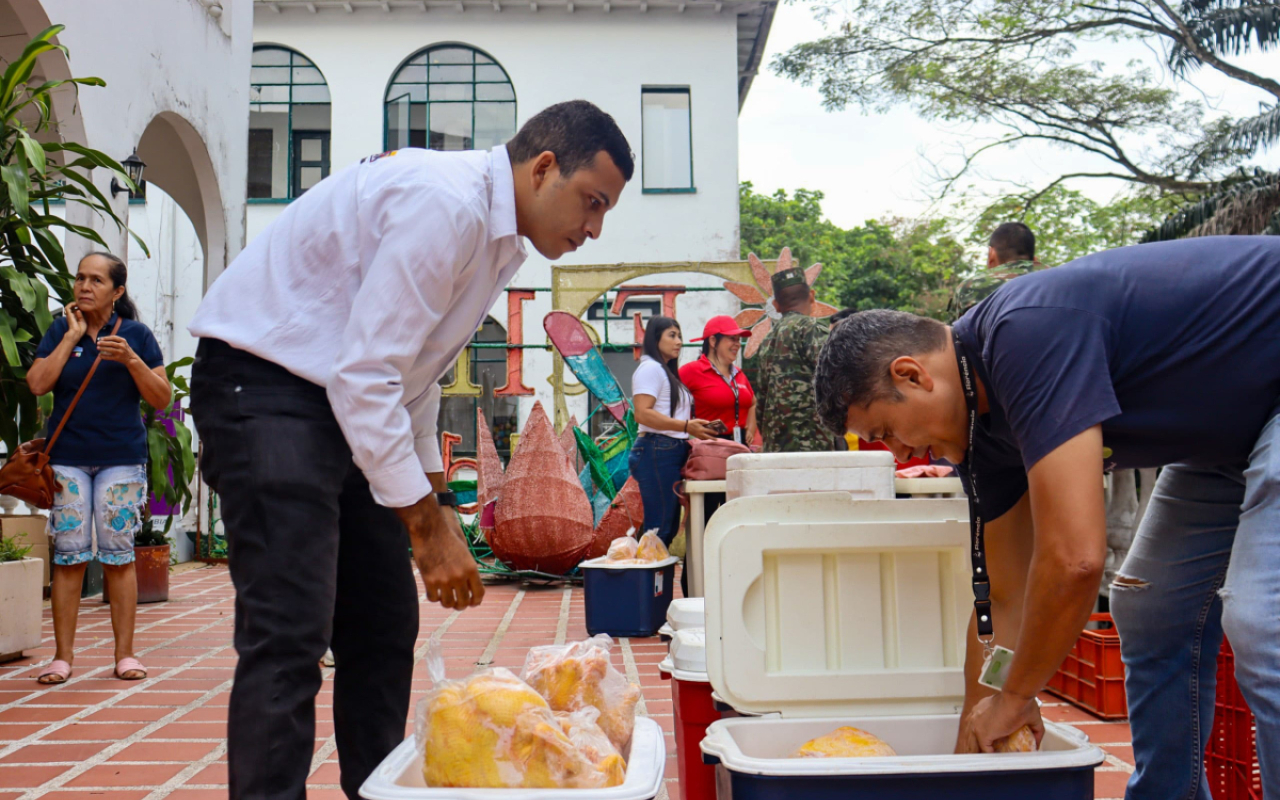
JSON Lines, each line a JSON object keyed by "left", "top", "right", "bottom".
{"left": 142, "top": 357, "right": 196, "bottom": 535}
{"left": 0, "top": 536, "right": 32, "bottom": 563}
{"left": 134, "top": 516, "right": 169, "bottom": 548}
{"left": 0, "top": 24, "right": 148, "bottom": 456}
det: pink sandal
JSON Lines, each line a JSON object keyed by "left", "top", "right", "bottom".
{"left": 37, "top": 660, "right": 72, "bottom": 685}
{"left": 115, "top": 657, "right": 147, "bottom": 681}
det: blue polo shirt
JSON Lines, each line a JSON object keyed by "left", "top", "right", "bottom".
{"left": 34, "top": 313, "right": 165, "bottom": 467}
{"left": 952, "top": 236, "right": 1280, "bottom": 520}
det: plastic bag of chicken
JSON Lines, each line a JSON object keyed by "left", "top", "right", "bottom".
{"left": 635, "top": 530, "right": 669, "bottom": 562}
{"left": 415, "top": 638, "right": 625, "bottom": 789}
{"left": 556, "top": 707, "right": 627, "bottom": 784}
{"left": 522, "top": 635, "right": 642, "bottom": 752}
{"left": 792, "top": 726, "right": 898, "bottom": 758}
{"left": 605, "top": 535, "right": 639, "bottom": 563}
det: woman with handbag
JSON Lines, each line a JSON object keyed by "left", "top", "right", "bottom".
{"left": 24, "top": 252, "right": 170, "bottom": 685}
{"left": 628, "top": 317, "right": 716, "bottom": 552}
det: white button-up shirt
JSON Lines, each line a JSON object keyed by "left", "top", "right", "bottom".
{"left": 190, "top": 146, "right": 527, "bottom": 508}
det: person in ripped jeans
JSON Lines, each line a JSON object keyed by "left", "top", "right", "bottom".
{"left": 26, "top": 252, "right": 171, "bottom": 685}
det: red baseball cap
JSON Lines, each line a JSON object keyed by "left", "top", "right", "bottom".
{"left": 691, "top": 315, "right": 752, "bottom": 342}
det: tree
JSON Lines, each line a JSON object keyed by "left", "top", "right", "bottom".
{"left": 967, "top": 185, "right": 1187, "bottom": 265}
{"left": 738, "top": 182, "right": 968, "bottom": 319}
{"left": 772, "top": 0, "right": 1279, "bottom": 204}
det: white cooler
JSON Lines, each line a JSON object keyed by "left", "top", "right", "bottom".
{"left": 724, "top": 451, "right": 895, "bottom": 501}
{"left": 697, "top": 492, "right": 1104, "bottom": 800}
{"left": 659, "top": 597, "right": 706, "bottom": 640}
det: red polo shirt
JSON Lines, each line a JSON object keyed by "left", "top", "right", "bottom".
{"left": 679, "top": 355, "right": 755, "bottom": 433}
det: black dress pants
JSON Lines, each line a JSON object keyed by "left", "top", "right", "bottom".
{"left": 190, "top": 339, "right": 419, "bottom": 800}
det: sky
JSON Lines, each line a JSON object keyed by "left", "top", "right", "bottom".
{"left": 738, "top": 4, "right": 1279, "bottom": 231}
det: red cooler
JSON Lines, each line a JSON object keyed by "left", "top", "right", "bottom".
{"left": 659, "top": 629, "right": 716, "bottom": 800}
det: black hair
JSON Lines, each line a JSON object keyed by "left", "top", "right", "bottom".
{"left": 642, "top": 315, "right": 689, "bottom": 416}
{"left": 813, "top": 309, "right": 948, "bottom": 435}
{"left": 774, "top": 281, "right": 811, "bottom": 311}
{"left": 829, "top": 307, "right": 858, "bottom": 326}
{"left": 82, "top": 251, "right": 137, "bottom": 320}
{"left": 506, "top": 100, "right": 635, "bottom": 182}
{"left": 988, "top": 221, "right": 1035, "bottom": 262}
{"left": 700, "top": 333, "right": 728, "bottom": 358}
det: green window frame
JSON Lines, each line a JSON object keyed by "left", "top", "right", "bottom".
{"left": 248, "top": 45, "right": 332, "bottom": 202}
{"left": 641, "top": 87, "right": 695, "bottom": 194}
{"left": 384, "top": 44, "right": 517, "bottom": 153}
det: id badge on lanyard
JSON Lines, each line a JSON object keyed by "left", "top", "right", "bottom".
{"left": 954, "top": 332, "right": 995, "bottom": 655}
{"left": 726, "top": 372, "right": 742, "bottom": 443}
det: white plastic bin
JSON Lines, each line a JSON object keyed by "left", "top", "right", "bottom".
{"left": 359, "top": 717, "right": 666, "bottom": 800}
{"left": 658, "top": 597, "right": 705, "bottom": 640}
{"left": 698, "top": 492, "right": 1105, "bottom": 800}
{"left": 724, "top": 451, "right": 895, "bottom": 502}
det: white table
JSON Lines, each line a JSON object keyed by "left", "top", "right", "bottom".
{"left": 683, "top": 479, "right": 725, "bottom": 598}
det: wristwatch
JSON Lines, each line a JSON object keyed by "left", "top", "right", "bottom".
{"left": 435, "top": 490, "right": 459, "bottom": 507}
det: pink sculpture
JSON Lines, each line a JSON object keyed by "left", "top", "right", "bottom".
{"left": 476, "top": 411, "right": 506, "bottom": 544}
{"left": 724, "top": 246, "right": 839, "bottom": 358}
{"left": 559, "top": 414, "right": 581, "bottom": 472}
{"left": 585, "top": 477, "right": 644, "bottom": 560}
{"left": 491, "top": 402, "right": 594, "bottom": 574}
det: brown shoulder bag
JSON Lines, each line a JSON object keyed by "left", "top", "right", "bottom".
{"left": 0, "top": 317, "right": 121, "bottom": 509}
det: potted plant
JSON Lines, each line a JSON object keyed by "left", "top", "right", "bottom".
{"left": 132, "top": 517, "right": 171, "bottom": 604}
{"left": 0, "top": 535, "right": 41, "bottom": 662}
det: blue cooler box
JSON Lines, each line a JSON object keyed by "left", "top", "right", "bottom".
{"left": 580, "top": 556, "right": 678, "bottom": 638}
{"left": 699, "top": 491, "right": 1105, "bottom": 800}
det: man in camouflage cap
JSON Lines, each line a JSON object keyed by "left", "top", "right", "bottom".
{"left": 755, "top": 266, "right": 838, "bottom": 452}
{"left": 948, "top": 222, "right": 1044, "bottom": 321}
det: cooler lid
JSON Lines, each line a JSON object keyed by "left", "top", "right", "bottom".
{"left": 671, "top": 629, "right": 707, "bottom": 674}
{"left": 666, "top": 598, "right": 705, "bottom": 631}
{"left": 704, "top": 492, "right": 971, "bottom": 719}
{"left": 725, "top": 451, "right": 894, "bottom": 472}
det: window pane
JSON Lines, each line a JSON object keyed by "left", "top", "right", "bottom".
{"left": 642, "top": 90, "right": 692, "bottom": 190}
{"left": 252, "top": 48, "right": 290, "bottom": 66}
{"left": 292, "top": 66, "right": 324, "bottom": 84}
{"left": 386, "top": 94, "right": 412, "bottom": 151}
{"left": 476, "top": 52, "right": 494, "bottom": 64}
{"left": 291, "top": 84, "right": 331, "bottom": 103}
{"left": 476, "top": 83, "right": 514, "bottom": 101}
{"left": 388, "top": 83, "right": 427, "bottom": 103}
{"left": 299, "top": 138, "right": 323, "bottom": 162}
{"left": 250, "top": 66, "right": 291, "bottom": 84}
{"left": 248, "top": 109, "right": 289, "bottom": 199}
{"left": 429, "top": 47, "right": 473, "bottom": 64}
{"left": 430, "top": 64, "right": 472, "bottom": 83}
{"left": 475, "top": 64, "right": 507, "bottom": 82}
{"left": 293, "top": 53, "right": 315, "bottom": 67}
{"left": 392, "top": 64, "right": 427, "bottom": 84}
{"left": 250, "top": 102, "right": 289, "bottom": 114}
{"left": 300, "top": 166, "right": 323, "bottom": 190}
{"left": 250, "top": 84, "right": 290, "bottom": 103}
{"left": 430, "top": 83, "right": 472, "bottom": 101}
{"left": 474, "top": 103, "right": 516, "bottom": 150}
{"left": 429, "top": 102, "right": 473, "bottom": 151}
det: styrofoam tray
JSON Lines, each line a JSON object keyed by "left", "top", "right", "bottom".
{"left": 359, "top": 717, "right": 666, "bottom": 800}
{"left": 699, "top": 715, "right": 1104, "bottom": 776}
{"left": 666, "top": 597, "right": 705, "bottom": 630}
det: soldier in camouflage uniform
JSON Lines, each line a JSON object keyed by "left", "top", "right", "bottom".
{"left": 948, "top": 221, "right": 1045, "bottom": 322}
{"left": 755, "top": 267, "right": 837, "bottom": 452}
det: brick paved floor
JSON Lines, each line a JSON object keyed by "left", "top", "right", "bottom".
{"left": 0, "top": 566, "right": 1136, "bottom": 800}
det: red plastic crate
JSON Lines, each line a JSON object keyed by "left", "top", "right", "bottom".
{"left": 1206, "top": 639, "right": 1263, "bottom": 800}
{"left": 1046, "top": 612, "right": 1129, "bottom": 719}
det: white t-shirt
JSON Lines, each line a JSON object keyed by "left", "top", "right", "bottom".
{"left": 632, "top": 356, "right": 692, "bottom": 438}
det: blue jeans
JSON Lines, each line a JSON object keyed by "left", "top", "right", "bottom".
{"left": 628, "top": 434, "right": 690, "bottom": 546}
{"left": 47, "top": 464, "right": 147, "bottom": 566}
{"left": 1110, "top": 407, "right": 1280, "bottom": 799}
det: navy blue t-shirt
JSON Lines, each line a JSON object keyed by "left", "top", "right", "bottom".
{"left": 952, "top": 236, "right": 1280, "bottom": 519}
{"left": 34, "top": 313, "right": 165, "bottom": 467}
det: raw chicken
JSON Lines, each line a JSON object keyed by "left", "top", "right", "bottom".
{"left": 523, "top": 635, "right": 642, "bottom": 752}
{"left": 636, "top": 530, "right": 669, "bottom": 562}
{"left": 793, "top": 726, "right": 898, "bottom": 758}
{"left": 606, "top": 535, "right": 639, "bottom": 562}
{"left": 994, "top": 725, "right": 1038, "bottom": 753}
{"left": 557, "top": 708, "right": 627, "bottom": 785}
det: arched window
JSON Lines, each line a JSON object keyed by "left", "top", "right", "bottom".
{"left": 385, "top": 45, "right": 516, "bottom": 153}
{"left": 248, "top": 45, "right": 331, "bottom": 200}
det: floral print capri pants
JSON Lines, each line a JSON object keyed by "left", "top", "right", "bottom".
{"left": 47, "top": 464, "right": 147, "bottom": 566}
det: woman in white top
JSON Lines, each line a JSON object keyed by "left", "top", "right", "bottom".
{"left": 628, "top": 316, "right": 716, "bottom": 545}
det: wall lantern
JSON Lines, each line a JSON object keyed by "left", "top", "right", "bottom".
{"left": 110, "top": 150, "right": 146, "bottom": 197}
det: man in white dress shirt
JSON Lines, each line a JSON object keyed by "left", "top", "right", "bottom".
{"left": 188, "top": 100, "right": 633, "bottom": 800}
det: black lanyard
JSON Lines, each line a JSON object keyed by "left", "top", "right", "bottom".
{"left": 954, "top": 331, "right": 994, "bottom": 642}
{"left": 714, "top": 359, "right": 742, "bottom": 443}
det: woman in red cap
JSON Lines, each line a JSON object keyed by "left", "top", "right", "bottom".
{"left": 680, "top": 315, "right": 757, "bottom": 446}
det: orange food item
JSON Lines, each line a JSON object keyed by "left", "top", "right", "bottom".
{"left": 793, "top": 726, "right": 897, "bottom": 758}
{"left": 523, "top": 636, "right": 642, "bottom": 752}
{"left": 994, "top": 725, "right": 1038, "bottom": 753}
